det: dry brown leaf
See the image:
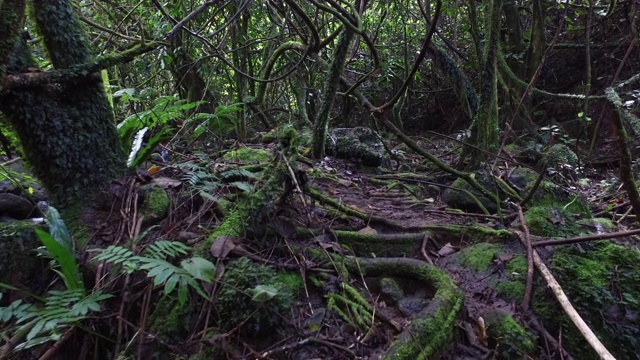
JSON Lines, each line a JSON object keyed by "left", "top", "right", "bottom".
{"left": 210, "top": 235, "right": 239, "bottom": 259}
{"left": 151, "top": 177, "right": 182, "bottom": 188}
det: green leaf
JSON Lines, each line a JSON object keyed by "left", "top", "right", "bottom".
{"left": 251, "top": 285, "right": 279, "bottom": 302}
{"left": 35, "top": 229, "right": 83, "bottom": 293}
{"left": 46, "top": 207, "right": 73, "bottom": 254}
{"left": 165, "top": 274, "right": 180, "bottom": 294}
{"left": 180, "top": 257, "right": 215, "bottom": 282}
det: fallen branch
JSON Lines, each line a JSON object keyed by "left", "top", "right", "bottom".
{"left": 532, "top": 227, "right": 640, "bottom": 247}
{"left": 515, "top": 206, "right": 534, "bottom": 312}
{"left": 515, "top": 233, "right": 616, "bottom": 360}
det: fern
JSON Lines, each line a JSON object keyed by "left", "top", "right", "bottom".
{"left": 185, "top": 103, "right": 241, "bottom": 138}
{"left": 93, "top": 241, "right": 215, "bottom": 305}
{"left": 116, "top": 94, "right": 207, "bottom": 168}
{"left": 144, "top": 240, "right": 190, "bottom": 259}
{"left": 0, "top": 289, "right": 112, "bottom": 351}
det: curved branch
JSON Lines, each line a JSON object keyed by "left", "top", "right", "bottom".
{"left": 284, "top": 0, "right": 321, "bottom": 51}
{"left": 379, "top": 0, "right": 442, "bottom": 111}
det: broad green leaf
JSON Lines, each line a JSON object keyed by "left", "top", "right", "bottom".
{"left": 251, "top": 285, "right": 279, "bottom": 302}
{"left": 181, "top": 257, "right": 215, "bottom": 282}
{"left": 35, "top": 229, "right": 83, "bottom": 293}
{"left": 46, "top": 207, "right": 73, "bottom": 253}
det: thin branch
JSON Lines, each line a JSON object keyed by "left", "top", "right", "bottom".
{"left": 516, "top": 235, "right": 616, "bottom": 360}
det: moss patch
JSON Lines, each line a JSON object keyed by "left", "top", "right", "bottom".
{"left": 523, "top": 180, "right": 591, "bottom": 217}
{"left": 455, "top": 243, "right": 502, "bottom": 272}
{"left": 534, "top": 242, "right": 640, "bottom": 359}
{"left": 483, "top": 310, "right": 536, "bottom": 359}
{"left": 222, "top": 147, "right": 271, "bottom": 163}
{"left": 148, "top": 294, "right": 194, "bottom": 340}
{"left": 524, "top": 206, "right": 580, "bottom": 237}
{"left": 141, "top": 185, "right": 169, "bottom": 221}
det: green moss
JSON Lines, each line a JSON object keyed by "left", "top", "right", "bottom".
{"left": 484, "top": 310, "right": 536, "bottom": 359}
{"left": 274, "top": 271, "right": 304, "bottom": 294}
{"left": 494, "top": 280, "right": 525, "bottom": 302}
{"left": 542, "top": 143, "right": 578, "bottom": 169}
{"left": 141, "top": 185, "right": 169, "bottom": 220}
{"left": 206, "top": 202, "right": 247, "bottom": 246}
{"left": 327, "top": 283, "right": 373, "bottom": 330}
{"left": 442, "top": 176, "right": 497, "bottom": 213}
{"left": 505, "top": 254, "right": 527, "bottom": 274}
{"left": 576, "top": 217, "right": 617, "bottom": 233}
{"left": 524, "top": 181, "right": 591, "bottom": 217}
{"left": 491, "top": 254, "right": 528, "bottom": 302}
{"left": 222, "top": 147, "right": 271, "bottom": 163}
{"left": 535, "top": 242, "right": 640, "bottom": 359}
{"left": 524, "top": 206, "right": 579, "bottom": 237}
{"left": 456, "top": 243, "right": 502, "bottom": 272}
{"left": 216, "top": 258, "right": 296, "bottom": 335}
{"left": 148, "top": 295, "right": 194, "bottom": 340}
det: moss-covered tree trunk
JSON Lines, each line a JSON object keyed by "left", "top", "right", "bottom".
{"left": 464, "top": 0, "right": 503, "bottom": 167}
{"left": 312, "top": 27, "right": 354, "bottom": 159}
{"left": 0, "top": 0, "right": 126, "bottom": 206}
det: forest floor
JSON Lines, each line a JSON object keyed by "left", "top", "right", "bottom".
{"left": 122, "top": 134, "right": 630, "bottom": 359}
{"left": 4, "top": 134, "right": 637, "bottom": 360}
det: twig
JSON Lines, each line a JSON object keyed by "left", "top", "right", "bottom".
{"left": 282, "top": 152, "right": 311, "bottom": 223}
{"left": 532, "top": 227, "right": 640, "bottom": 247}
{"left": 515, "top": 207, "right": 534, "bottom": 312}
{"left": 421, "top": 234, "right": 434, "bottom": 265}
{"left": 515, "top": 236, "right": 616, "bottom": 360}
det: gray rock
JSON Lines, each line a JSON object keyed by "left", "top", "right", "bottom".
{"left": 0, "top": 193, "right": 35, "bottom": 219}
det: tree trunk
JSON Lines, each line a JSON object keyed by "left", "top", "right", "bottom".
{"left": 465, "top": 0, "right": 503, "bottom": 167}
{"left": 312, "top": 27, "right": 354, "bottom": 159}
{"left": 0, "top": 0, "right": 125, "bottom": 206}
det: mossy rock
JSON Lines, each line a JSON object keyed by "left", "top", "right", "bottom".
{"left": 533, "top": 242, "right": 640, "bottom": 360}
{"left": 326, "top": 127, "right": 385, "bottom": 167}
{"left": 523, "top": 206, "right": 580, "bottom": 238}
{"left": 442, "top": 172, "right": 500, "bottom": 213}
{"left": 222, "top": 147, "right": 272, "bottom": 163}
{"left": 453, "top": 242, "right": 503, "bottom": 272}
{"left": 0, "top": 221, "right": 44, "bottom": 290}
{"left": 140, "top": 185, "right": 169, "bottom": 225}
{"left": 483, "top": 310, "right": 536, "bottom": 359}
{"left": 540, "top": 144, "right": 579, "bottom": 176}
{"left": 523, "top": 180, "right": 591, "bottom": 217}
{"left": 576, "top": 217, "right": 617, "bottom": 233}
{"left": 506, "top": 167, "right": 539, "bottom": 193}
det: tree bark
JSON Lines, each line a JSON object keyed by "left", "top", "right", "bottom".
{"left": 0, "top": 0, "right": 126, "bottom": 206}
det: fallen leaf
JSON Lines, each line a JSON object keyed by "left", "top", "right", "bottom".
{"left": 210, "top": 235, "right": 239, "bottom": 259}
{"left": 437, "top": 242, "right": 459, "bottom": 256}
{"left": 152, "top": 176, "right": 182, "bottom": 188}
{"left": 358, "top": 226, "right": 378, "bottom": 235}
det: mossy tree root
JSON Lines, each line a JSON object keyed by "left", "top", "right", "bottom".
{"left": 338, "top": 256, "right": 463, "bottom": 360}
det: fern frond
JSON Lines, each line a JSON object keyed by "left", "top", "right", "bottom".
{"left": 144, "top": 240, "right": 190, "bottom": 259}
